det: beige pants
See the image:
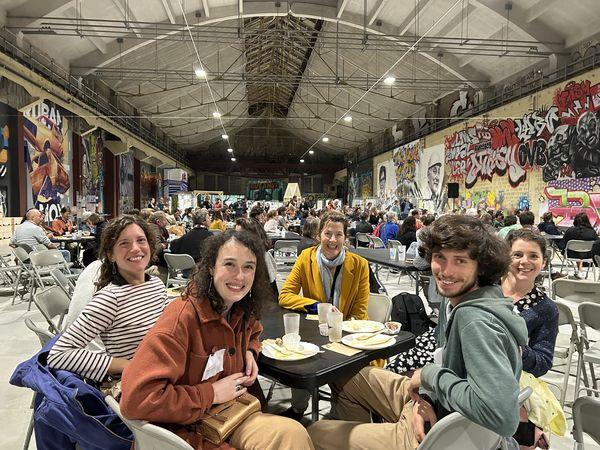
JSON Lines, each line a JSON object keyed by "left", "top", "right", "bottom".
{"left": 230, "top": 412, "right": 314, "bottom": 450}
{"left": 308, "top": 367, "right": 420, "bottom": 450}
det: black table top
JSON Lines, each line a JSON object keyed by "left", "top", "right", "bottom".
{"left": 258, "top": 302, "right": 415, "bottom": 390}
{"left": 350, "top": 247, "right": 424, "bottom": 271}
{"left": 267, "top": 231, "right": 301, "bottom": 242}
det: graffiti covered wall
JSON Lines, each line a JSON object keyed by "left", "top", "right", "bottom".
{"left": 80, "top": 130, "right": 105, "bottom": 213}
{"left": 119, "top": 151, "right": 135, "bottom": 214}
{"left": 0, "top": 102, "right": 19, "bottom": 216}
{"left": 23, "top": 101, "right": 72, "bottom": 221}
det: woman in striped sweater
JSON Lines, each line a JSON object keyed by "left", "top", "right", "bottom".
{"left": 48, "top": 215, "right": 168, "bottom": 382}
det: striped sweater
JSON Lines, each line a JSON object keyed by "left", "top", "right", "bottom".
{"left": 48, "top": 275, "right": 168, "bottom": 381}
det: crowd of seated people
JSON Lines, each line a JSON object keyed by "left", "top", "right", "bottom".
{"left": 11, "top": 194, "right": 598, "bottom": 450}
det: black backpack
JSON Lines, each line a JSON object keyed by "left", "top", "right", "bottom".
{"left": 391, "top": 292, "right": 434, "bottom": 336}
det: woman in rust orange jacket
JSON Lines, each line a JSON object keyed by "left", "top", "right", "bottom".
{"left": 120, "top": 230, "right": 313, "bottom": 450}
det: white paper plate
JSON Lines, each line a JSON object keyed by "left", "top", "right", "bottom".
{"left": 342, "top": 320, "right": 385, "bottom": 333}
{"left": 261, "top": 342, "right": 320, "bottom": 361}
{"left": 341, "top": 333, "right": 396, "bottom": 350}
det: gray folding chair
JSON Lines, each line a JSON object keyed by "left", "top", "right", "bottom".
{"left": 105, "top": 396, "right": 194, "bottom": 450}
{"left": 11, "top": 246, "right": 37, "bottom": 307}
{"left": 575, "top": 302, "right": 600, "bottom": 398}
{"left": 553, "top": 301, "right": 580, "bottom": 407}
{"left": 163, "top": 253, "right": 195, "bottom": 288}
{"left": 368, "top": 235, "right": 385, "bottom": 249}
{"left": 417, "top": 387, "right": 532, "bottom": 450}
{"left": 29, "top": 249, "right": 76, "bottom": 311}
{"left": 551, "top": 279, "right": 600, "bottom": 322}
{"left": 595, "top": 254, "right": 600, "bottom": 282}
{"left": 562, "top": 240, "right": 595, "bottom": 279}
{"left": 355, "top": 232, "right": 370, "bottom": 248}
{"left": 273, "top": 240, "right": 298, "bottom": 268}
{"left": 50, "top": 267, "right": 75, "bottom": 297}
{"left": 367, "top": 293, "right": 392, "bottom": 323}
{"left": 23, "top": 318, "right": 56, "bottom": 450}
{"left": 34, "top": 286, "right": 71, "bottom": 333}
{"left": 572, "top": 395, "right": 600, "bottom": 449}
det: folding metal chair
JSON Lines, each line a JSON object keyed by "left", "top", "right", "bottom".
{"left": 354, "top": 232, "right": 370, "bottom": 248}
{"left": 572, "top": 395, "right": 600, "bottom": 449}
{"left": 273, "top": 240, "right": 298, "bottom": 269}
{"left": 50, "top": 267, "right": 75, "bottom": 297}
{"left": 105, "top": 396, "right": 194, "bottom": 450}
{"left": 29, "top": 249, "right": 77, "bottom": 311}
{"left": 575, "top": 302, "right": 600, "bottom": 399}
{"left": 11, "top": 246, "right": 36, "bottom": 307}
{"left": 561, "top": 240, "right": 595, "bottom": 279}
{"left": 367, "top": 293, "right": 392, "bottom": 323}
{"left": 368, "top": 235, "right": 385, "bottom": 249}
{"left": 553, "top": 301, "right": 580, "bottom": 407}
{"left": 34, "top": 286, "right": 71, "bottom": 333}
{"left": 551, "top": 278, "right": 600, "bottom": 323}
{"left": 163, "top": 253, "right": 195, "bottom": 288}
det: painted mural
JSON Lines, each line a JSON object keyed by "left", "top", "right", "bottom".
{"left": 0, "top": 102, "right": 18, "bottom": 217}
{"left": 140, "top": 161, "right": 159, "bottom": 207}
{"left": 392, "top": 139, "right": 422, "bottom": 201}
{"left": 376, "top": 159, "right": 397, "bottom": 209}
{"left": 417, "top": 144, "right": 447, "bottom": 214}
{"left": 23, "top": 101, "right": 72, "bottom": 221}
{"left": 246, "top": 179, "right": 283, "bottom": 202}
{"left": 80, "top": 131, "right": 105, "bottom": 213}
{"left": 543, "top": 177, "right": 600, "bottom": 229}
{"left": 119, "top": 151, "right": 135, "bottom": 214}
{"left": 347, "top": 161, "right": 372, "bottom": 205}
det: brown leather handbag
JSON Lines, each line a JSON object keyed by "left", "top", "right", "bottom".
{"left": 198, "top": 392, "right": 261, "bottom": 444}
{"left": 197, "top": 319, "right": 260, "bottom": 445}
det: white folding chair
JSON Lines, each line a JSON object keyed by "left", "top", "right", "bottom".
{"left": 417, "top": 387, "right": 532, "bottom": 450}
{"left": 572, "top": 395, "right": 600, "bottom": 449}
{"left": 355, "top": 232, "right": 370, "bottom": 248}
{"left": 50, "top": 267, "right": 75, "bottom": 297}
{"left": 163, "top": 253, "right": 195, "bottom": 288}
{"left": 367, "top": 293, "right": 392, "bottom": 323}
{"left": 575, "top": 302, "right": 600, "bottom": 399}
{"left": 29, "top": 249, "right": 77, "bottom": 311}
{"left": 562, "top": 240, "right": 595, "bottom": 278}
{"left": 551, "top": 279, "right": 600, "bottom": 323}
{"left": 368, "top": 235, "right": 385, "bottom": 249}
{"left": 34, "top": 286, "right": 71, "bottom": 333}
{"left": 553, "top": 301, "right": 580, "bottom": 407}
{"left": 406, "top": 241, "right": 419, "bottom": 260}
{"left": 273, "top": 240, "right": 298, "bottom": 268}
{"left": 105, "top": 396, "right": 194, "bottom": 450}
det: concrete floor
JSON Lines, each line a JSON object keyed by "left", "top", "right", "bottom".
{"left": 1, "top": 259, "right": 599, "bottom": 449}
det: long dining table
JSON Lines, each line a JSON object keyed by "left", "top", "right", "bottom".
{"left": 257, "top": 301, "right": 415, "bottom": 421}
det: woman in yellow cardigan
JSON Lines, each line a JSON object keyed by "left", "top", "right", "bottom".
{"left": 279, "top": 210, "right": 370, "bottom": 419}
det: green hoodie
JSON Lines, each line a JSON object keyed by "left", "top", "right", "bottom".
{"left": 421, "top": 285, "right": 528, "bottom": 437}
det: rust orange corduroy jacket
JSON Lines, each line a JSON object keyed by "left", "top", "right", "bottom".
{"left": 278, "top": 246, "right": 370, "bottom": 321}
{"left": 120, "top": 294, "right": 262, "bottom": 450}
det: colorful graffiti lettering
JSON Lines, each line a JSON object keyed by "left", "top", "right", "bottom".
{"left": 462, "top": 189, "right": 506, "bottom": 211}
{"left": 553, "top": 80, "right": 599, "bottom": 123}
{"left": 544, "top": 186, "right": 600, "bottom": 228}
{"left": 393, "top": 141, "right": 421, "bottom": 198}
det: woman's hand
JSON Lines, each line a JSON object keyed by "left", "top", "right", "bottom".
{"left": 212, "top": 373, "right": 249, "bottom": 404}
{"left": 242, "top": 351, "right": 258, "bottom": 387}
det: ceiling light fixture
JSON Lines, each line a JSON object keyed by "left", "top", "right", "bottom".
{"left": 193, "top": 62, "right": 206, "bottom": 78}
{"left": 322, "top": 137, "right": 329, "bottom": 142}
{"left": 231, "top": 157, "right": 236, "bottom": 162}
{"left": 383, "top": 76, "right": 396, "bottom": 85}
{"left": 300, "top": 159, "right": 305, "bottom": 163}
{"left": 212, "top": 111, "right": 221, "bottom": 118}
{"left": 343, "top": 115, "right": 352, "bottom": 122}
{"left": 227, "top": 148, "right": 233, "bottom": 153}
{"left": 221, "top": 134, "right": 228, "bottom": 139}
{"left": 309, "top": 150, "right": 314, "bottom": 155}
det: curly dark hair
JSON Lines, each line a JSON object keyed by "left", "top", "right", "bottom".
{"left": 399, "top": 216, "right": 417, "bottom": 235}
{"left": 96, "top": 215, "right": 159, "bottom": 291}
{"left": 235, "top": 217, "right": 271, "bottom": 251}
{"left": 419, "top": 214, "right": 511, "bottom": 286}
{"left": 185, "top": 230, "right": 273, "bottom": 319}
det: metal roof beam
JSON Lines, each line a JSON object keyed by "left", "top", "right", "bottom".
{"left": 368, "top": 0, "right": 391, "bottom": 26}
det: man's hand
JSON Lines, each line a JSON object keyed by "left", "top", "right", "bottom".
{"left": 408, "top": 368, "right": 422, "bottom": 402}
{"left": 411, "top": 397, "right": 437, "bottom": 443}
{"left": 242, "top": 351, "right": 258, "bottom": 386}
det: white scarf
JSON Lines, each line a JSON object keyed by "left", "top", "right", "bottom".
{"left": 316, "top": 245, "right": 345, "bottom": 309}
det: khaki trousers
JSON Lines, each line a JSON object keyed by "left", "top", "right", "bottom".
{"left": 229, "top": 412, "right": 314, "bottom": 450}
{"left": 308, "top": 367, "right": 420, "bottom": 450}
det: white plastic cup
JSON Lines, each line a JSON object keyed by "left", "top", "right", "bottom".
{"left": 283, "top": 313, "right": 300, "bottom": 335}
{"left": 318, "top": 323, "right": 329, "bottom": 336}
{"left": 397, "top": 245, "right": 407, "bottom": 261}
{"left": 282, "top": 333, "right": 301, "bottom": 351}
{"left": 317, "top": 303, "right": 334, "bottom": 325}
{"left": 389, "top": 247, "right": 397, "bottom": 260}
{"left": 327, "top": 310, "right": 343, "bottom": 343}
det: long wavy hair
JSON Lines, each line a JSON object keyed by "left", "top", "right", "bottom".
{"left": 185, "top": 230, "right": 272, "bottom": 319}
{"left": 96, "top": 215, "right": 159, "bottom": 291}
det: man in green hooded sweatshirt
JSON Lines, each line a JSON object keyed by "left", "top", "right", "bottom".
{"left": 308, "top": 214, "right": 528, "bottom": 450}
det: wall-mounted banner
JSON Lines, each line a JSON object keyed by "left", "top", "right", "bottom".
{"left": 418, "top": 144, "right": 447, "bottom": 214}
{"left": 376, "top": 159, "right": 396, "bottom": 209}
{"left": 80, "top": 131, "right": 105, "bottom": 213}
{"left": 119, "top": 151, "right": 134, "bottom": 214}
{"left": 23, "top": 101, "right": 72, "bottom": 220}
{"left": 246, "top": 179, "right": 283, "bottom": 201}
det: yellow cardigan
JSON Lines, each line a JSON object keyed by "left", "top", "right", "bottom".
{"left": 279, "top": 246, "right": 370, "bottom": 320}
